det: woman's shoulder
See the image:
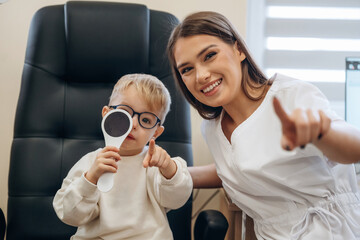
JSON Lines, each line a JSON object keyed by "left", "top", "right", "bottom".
{"left": 201, "top": 116, "right": 220, "bottom": 129}
{"left": 271, "top": 73, "right": 316, "bottom": 92}
{"left": 269, "top": 73, "right": 338, "bottom": 116}
{"left": 201, "top": 117, "right": 220, "bottom": 137}
{"left": 270, "top": 73, "right": 325, "bottom": 100}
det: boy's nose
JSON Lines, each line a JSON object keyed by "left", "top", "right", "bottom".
{"left": 132, "top": 115, "right": 139, "bottom": 128}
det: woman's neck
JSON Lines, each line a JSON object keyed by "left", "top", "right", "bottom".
{"left": 223, "top": 84, "right": 270, "bottom": 126}
{"left": 221, "top": 85, "right": 269, "bottom": 143}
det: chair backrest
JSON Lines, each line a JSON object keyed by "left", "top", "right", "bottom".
{"left": 7, "top": 2, "right": 193, "bottom": 239}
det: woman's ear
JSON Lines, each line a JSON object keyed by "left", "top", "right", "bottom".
{"left": 102, "top": 106, "right": 110, "bottom": 118}
{"left": 239, "top": 52, "right": 246, "bottom": 62}
{"left": 152, "top": 126, "right": 165, "bottom": 140}
{"left": 234, "top": 41, "right": 246, "bottom": 62}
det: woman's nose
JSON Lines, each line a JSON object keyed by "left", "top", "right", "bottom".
{"left": 196, "top": 66, "right": 210, "bottom": 84}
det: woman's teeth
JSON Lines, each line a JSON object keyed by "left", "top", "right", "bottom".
{"left": 202, "top": 79, "right": 222, "bottom": 93}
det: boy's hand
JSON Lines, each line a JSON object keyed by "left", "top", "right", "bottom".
{"left": 273, "top": 97, "right": 331, "bottom": 151}
{"left": 143, "top": 139, "right": 177, "bottom": 179}
{"left": 85, "top": 146, "right": 121, "bottom": 185}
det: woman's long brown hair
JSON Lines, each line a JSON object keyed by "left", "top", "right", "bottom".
{"left": 167, "top": 11, "right": 270, "bottom": 120}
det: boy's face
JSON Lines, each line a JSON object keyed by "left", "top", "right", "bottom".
{"left": 102, "top": 85, "right": 164, "bottom": 156}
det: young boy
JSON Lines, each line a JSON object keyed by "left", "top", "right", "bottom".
{"left": 53, "top": 74, "right": 193, "bottom": 240}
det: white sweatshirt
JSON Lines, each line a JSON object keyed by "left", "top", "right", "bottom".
{"left": 53, "top": 147, "right": 193, "bottom": 240}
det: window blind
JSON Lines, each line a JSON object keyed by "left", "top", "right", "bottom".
{"left": 247, "top": 0, "right": 360, "bottom": 116}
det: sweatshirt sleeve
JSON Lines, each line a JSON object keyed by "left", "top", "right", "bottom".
{"left": 152, "top": 157, "right": 193, "bottom": 209}
{"left": 53, "top": 150, "right": 101, "bottom": 227}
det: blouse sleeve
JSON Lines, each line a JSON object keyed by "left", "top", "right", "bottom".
{"left": 279, "top": 79, "right": 342, "bottom": 122}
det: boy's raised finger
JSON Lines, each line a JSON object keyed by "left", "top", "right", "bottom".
{"left": 148, "top": 139, "right": 156, "bottom": 155}
{"left": 143, "top": 155, "right": 150, "bottom": 168}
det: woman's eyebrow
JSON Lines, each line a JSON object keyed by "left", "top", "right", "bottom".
{"left": 176, "top": 44, "right": 217, "bottom": 70}
{"left": 196, "top": 44, "right": 216, "bottom": 58}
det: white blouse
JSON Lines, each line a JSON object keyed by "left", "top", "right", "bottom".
{"left": 202, "top": 74, "right": 360, "bottom": 239}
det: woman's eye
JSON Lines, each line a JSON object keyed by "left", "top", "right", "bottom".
{"left": 204, "top": 52, "right": 216, "bottom": 61}
{"left": 181, "top": 67, "right": 192, "bottom": 75}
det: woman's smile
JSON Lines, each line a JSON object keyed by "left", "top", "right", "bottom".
{"left": 201, "top": 78, "right": 223, "bottom": 96}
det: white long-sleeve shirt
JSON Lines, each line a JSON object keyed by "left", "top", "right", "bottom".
{"left": 53, "top": 146, "right": 193, "bottom": 240}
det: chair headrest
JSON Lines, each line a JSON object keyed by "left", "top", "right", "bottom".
{"left": 65, "top": 1, "right": 150, "bottom": 82}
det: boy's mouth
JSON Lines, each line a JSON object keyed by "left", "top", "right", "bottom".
{"left": 126, "top": 134, "right": 135, "bottom": 140}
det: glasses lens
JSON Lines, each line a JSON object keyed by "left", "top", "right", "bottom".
{"left": 139, "top": 113, "right": 158, "bottom": 129}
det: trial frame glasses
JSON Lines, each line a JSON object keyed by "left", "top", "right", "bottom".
{"left": 109, "top": 104, "right": 161, "bottom": 129}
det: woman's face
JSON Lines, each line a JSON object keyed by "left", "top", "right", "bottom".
{"left": 173, "top": 34, "right": 246, "bottom": 108}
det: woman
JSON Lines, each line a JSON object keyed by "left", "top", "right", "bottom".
{"left": 167, "top": 11, "right": 360, "bottom": 239}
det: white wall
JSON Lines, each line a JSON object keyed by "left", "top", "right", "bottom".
{"left": 0, "top": 0, "right": 248, "bottom": 225}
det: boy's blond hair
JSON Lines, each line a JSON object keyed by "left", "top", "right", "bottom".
{"left": 109, "top": 74, "right": 171, "bottom": 123}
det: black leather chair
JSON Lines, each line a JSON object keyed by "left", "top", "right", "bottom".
{"left": 0, "top": 209, "right": 5, "bottom": 240}
{"left": 2, "top": 1, "right": 227, "bottom": 240}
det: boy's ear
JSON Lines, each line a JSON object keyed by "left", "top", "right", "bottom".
{"left": 152, "top": 126, "right": 164, "bottom": 139}
{"left": 102, "top": 106, "right": 110, "bottom": 118}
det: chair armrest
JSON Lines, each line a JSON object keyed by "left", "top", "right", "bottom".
{"left": 0, "top": 208, "right": 5, "bottom": 240}
{"left": 194, "top": 209, "right": 228, "bottom": 240}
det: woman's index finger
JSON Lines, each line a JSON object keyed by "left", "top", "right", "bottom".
{"left": 273, "top": 97, "right": 291, "bottom": 126}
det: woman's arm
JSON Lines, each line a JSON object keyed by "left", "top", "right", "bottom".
{"left": 314, "top": 120, "right": 360, "bottom": 164}
{"left": 273, "top": 97, "right": 360, "bottom": 164}
{"left": 188, "top": 163, "right": 222, "bottom": 188}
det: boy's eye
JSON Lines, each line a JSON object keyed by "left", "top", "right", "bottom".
{"left": 141, "top": 117, "right": 152, "bottom": 125}
{"left": 204, "top": 52, "right": 216, "bottom": 61}
{"left": 142, "top": 118, "right": 150, "bottom": 123}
